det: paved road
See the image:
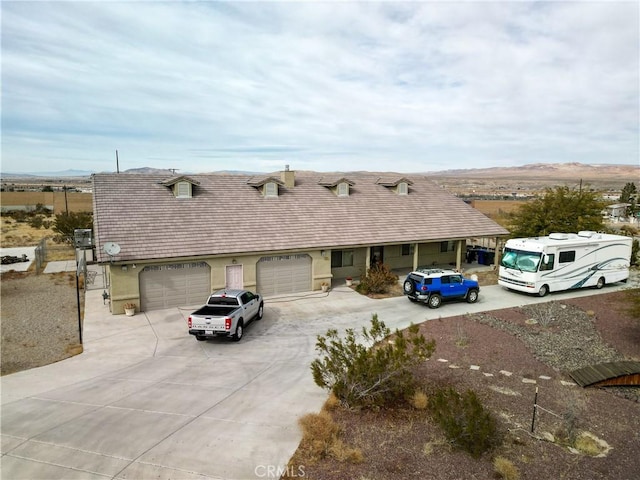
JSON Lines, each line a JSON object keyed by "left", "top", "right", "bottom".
{"left": 1, "top": 274, "right": 636, "bottom": 479}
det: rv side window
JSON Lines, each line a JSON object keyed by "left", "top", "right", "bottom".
{"left": 539, "top": 254, "right": 555, "bottom": 271}
{"left": 559, "top": 251, "right": 575, "bottom": 263}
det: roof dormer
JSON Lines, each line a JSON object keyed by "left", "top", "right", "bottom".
{"left": 318, "top": 177, "right": 355, "bottom": 197}
{"left": 376, "top": 177, "right": 413, "bottom": 195}
{"left": 161, "top": 176, "right": 200, "bottom": 198}
{"left": 247, "top": 176, "right": 285, "bottom": 197}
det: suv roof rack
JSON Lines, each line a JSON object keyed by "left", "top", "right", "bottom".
{"left": 415, "top": 268, "right": 449, "bottom": 275}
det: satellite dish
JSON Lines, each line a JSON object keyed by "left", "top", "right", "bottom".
{"left": 103, "top": 242, "right": 121, "bottom": 256}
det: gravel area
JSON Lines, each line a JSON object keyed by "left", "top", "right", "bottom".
{"left": 471, "top": 301, "right": 624, "bottom": 372}
{"left": 1, "top": 271, "right": 83, "bottom": 376}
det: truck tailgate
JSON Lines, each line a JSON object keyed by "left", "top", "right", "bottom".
{"left": 190, "top": 315, "right": 228, "bottom": 331}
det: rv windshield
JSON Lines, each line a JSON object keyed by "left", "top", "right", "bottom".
{"left": 501, "top": 248, "right": 541, "bottom": 273}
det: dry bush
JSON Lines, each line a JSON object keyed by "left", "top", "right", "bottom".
{"left": 455, "top": 323, "right": 469, "bottom": 347}
{"left": 574, "top": 432, "right": 608, "bottom": 457}
{"left": 411, "top": 389, "right": 429, "bottom": 410}
{"left": 295, "top": 410, "right": 364, "bottom": 466}
{"left": 493, "top": 456, "right": 520, "bottom": 480}
{"left": 329, "top": 439, "right": 364, "bottom": 463}
{"left": 298, "top": 411, "right": 340, "bottom": 461}
{"left": 355, "top": 264, "right": 399, "bottom": 295}
{"left": 324, "top": 392, "right": 341, "bottom": 411}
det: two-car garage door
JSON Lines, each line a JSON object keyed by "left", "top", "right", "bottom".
{"left": 140, "top": 262, "right": 211, "bottom": 311}
{"left": 139, "top": 255, "right": 312, "bottom": 309}
{"left": 257, "top": 254, "right": 311, "bottom": 296}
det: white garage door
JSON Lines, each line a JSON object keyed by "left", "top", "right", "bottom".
{"left": 140, "top": 262, "right": 211, "bottom": 311}
{"left": 257, "top": 254, "right": 312, "bottom": 296}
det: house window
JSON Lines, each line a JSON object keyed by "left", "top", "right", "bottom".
{"left": 398, "top": 182, "right": 408, "bottom": 195}
{"left": 337, "top": 182, "right": 349, "bottom": 197}
{"left": 401, "top": 244, "right": 413, "bottom": 256}
{"left": 331, "top": 250, "right": 354, "bottom": 267}
{"left": 559, "top": 251, "right": 575, "bottom": 263}
{"left": 440, "top": 241, "right": 455, "bottom": 253}
{"left": 265, "top": 182, "right": 278, "bottom": 197}
{"left": 176, "top": 182, "right": 191, "bottom": 198}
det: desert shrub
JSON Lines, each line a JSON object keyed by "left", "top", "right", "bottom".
{"left": 430, "top": 387, "right": 500, "bottom": 458}
{"left": 298, "top": 411, "right": 340, "bottom": 461}
{"left": 494, "top": 456, "right": 520, "bottom": 480}
{"left": 411, "top": 389, "right": 429, "bottom": 409}
{"left": 8, "top": 210, "right": 28, "bottom": 223}
{"left": 574, "top": 432, "right": 608, "bottom": 456}
{"left": 28, "top": 215, "right": 44, "bottom": 229}
{"left": 311, "top": 315, "right": 435, "bottom": 408}
{"left": 329, "top": 439, "right": 364, "bottom": 463}
{"left": 631, "top": 239, "right": 639, "bottom": 267}
{"left": 52, "top": 211, "right": 93, "bottom": 244}
{"left": 356, "top": 264, "right": 398, "bottom": 295}
{"left": 624, "top": 288, "right": 640, "bottom": 319}
{"left": 34, "top": 203, "right": 52, "bottom": 215}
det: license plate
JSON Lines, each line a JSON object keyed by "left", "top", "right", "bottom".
{"left": 205, "top": 330, "right": 213, "bottom": 335}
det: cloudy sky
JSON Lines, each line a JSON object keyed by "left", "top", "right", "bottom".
{"left": 1, "top": 1, "right": 638, "bottom": 174}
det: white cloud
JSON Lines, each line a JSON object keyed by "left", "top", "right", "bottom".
{"left": 1, "top": 1, "right": 638, "bottom": 174}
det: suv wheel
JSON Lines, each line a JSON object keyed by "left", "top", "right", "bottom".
{"left": 427, "top": 294, "right": 442, "bottom": 309}
{"left": 466, "top": 289, "right": 479, "bottom": 303}
{"left": 403, "top": 280, "right": 415, "bottom": 294}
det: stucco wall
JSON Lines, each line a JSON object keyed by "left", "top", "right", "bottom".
{"left": 107, "top": 249, "right": 333, "bottom": 314}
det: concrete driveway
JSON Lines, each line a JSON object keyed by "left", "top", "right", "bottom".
{"left": 1, "top": 275, "right": 637, "bottom": 479}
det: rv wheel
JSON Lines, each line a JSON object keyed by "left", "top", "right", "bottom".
{"left": 596, "top": 277, "right": 605, "bottom": 289}
{"left": 538, "top": 285, "right": 549, "bottom": 297}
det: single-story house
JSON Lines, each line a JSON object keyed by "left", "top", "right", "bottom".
{"left": 603, "top": 203, "right": 631, "bottom": 220}
{"left": 92, "top": 168, "right": 509, "bottom": 314}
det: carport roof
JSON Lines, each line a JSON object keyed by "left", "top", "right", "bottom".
{"left": 93, "top": 171, "right": 509, "bottom": 263}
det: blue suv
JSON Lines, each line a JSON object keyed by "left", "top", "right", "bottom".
{"left": 403, "top": 268, "right": 480, "bottom": 308}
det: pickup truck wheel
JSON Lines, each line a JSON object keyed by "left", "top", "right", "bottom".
{"left": 403, "top": 280, "right": 415, "bottom": 294}
{"left": 427, "top": 294, "right": 442, "bottom": 309}
{"left": 256, "top": 302, "right": 264, "bottom": 320}
{"left": 233, "top": 320, "right": 244, "bottom": 342}
{"left": 195, "top": 335, "right": 206, "bottom": 341}
{"left": 466, "top": 289, "right": 479, "bottom": 303}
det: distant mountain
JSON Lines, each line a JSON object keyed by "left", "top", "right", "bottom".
{"left": 428, "top": 163, "right": 638, "bottom": 180}
{"left": 1, "top": 169, "right": 94, "bottom": 178}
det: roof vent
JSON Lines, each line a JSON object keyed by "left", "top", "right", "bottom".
{"left": 549, "top": 233, "right": 569, "bottom": 240}
{"left": 578, "top": 231, "right": 595, "bottom": 238}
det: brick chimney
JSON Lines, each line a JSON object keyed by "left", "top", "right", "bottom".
{"left": 281, "top": 164, "right": 295, "bottom": 188}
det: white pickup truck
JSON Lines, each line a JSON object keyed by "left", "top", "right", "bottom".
{"left": 187, "top": 289, "right": 263, "bottom": 342}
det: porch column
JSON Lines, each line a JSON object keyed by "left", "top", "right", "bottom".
{"left": 366, "top": 246, "right": 371, "bottom": 271}
{"left": 413, "top": 243, "right": 419, "bottom": 270}
{"left": 456, "top": 240, "right": 463, "bottom": 271}
{"left": 494, "top": 237, "right": 502, "bottom": 267}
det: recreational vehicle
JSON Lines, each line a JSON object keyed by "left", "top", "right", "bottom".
{"left": 498, "top": 231, "right": 632, "bottom": 297}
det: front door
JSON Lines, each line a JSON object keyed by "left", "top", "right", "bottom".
{"left": 226, "top": 264, "right": 243, "bottom": 289}
{"left": 371, "top": 246, "right": 384, "bottom": 268}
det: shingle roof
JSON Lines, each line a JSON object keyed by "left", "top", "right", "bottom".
{"left": 93, "top": 171, "right": 509, "bottom": 263}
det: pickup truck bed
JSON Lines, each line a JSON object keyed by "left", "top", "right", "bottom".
{"left": 188, "top": 289, "right": 263, "bottom": 342}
